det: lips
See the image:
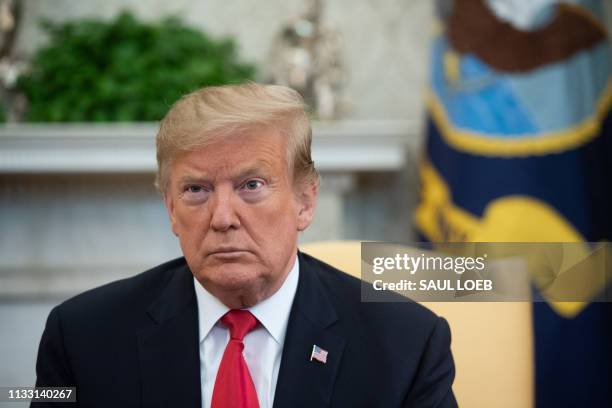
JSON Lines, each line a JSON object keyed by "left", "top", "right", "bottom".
{"left": 208, "top": 247, "right": 251, "bottom": 257}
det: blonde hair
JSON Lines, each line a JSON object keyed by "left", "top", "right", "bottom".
{"left": 155, "top": 82, "right": 318, "bottom": 194}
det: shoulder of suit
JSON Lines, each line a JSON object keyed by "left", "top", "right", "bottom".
{"left": 300, "top": 252, "right": 442, "bottom": 332}
{"left": 54, "top": 257, "right": 188, "bottom": 320}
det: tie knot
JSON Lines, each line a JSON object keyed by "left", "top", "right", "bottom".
{"left": 220, "top": 310, "right": 258, "bottom": 341}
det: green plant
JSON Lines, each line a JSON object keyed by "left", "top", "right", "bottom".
{"left": 17, "top": 12, "right": 256, "bottom": 122}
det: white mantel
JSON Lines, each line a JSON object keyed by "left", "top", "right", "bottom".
{"left": 0, "top": 120, "right": 420, "bottom": 173}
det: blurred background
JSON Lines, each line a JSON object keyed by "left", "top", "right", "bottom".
{"left": 0, "top": 0, "right": 610, "bottom": 407}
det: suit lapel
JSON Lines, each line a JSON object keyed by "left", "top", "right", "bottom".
{"left": 137, "top": 262, "right": 201, "bottom": 408}
{"left": 273, "top": 252, "right": 346, "bottom": 408}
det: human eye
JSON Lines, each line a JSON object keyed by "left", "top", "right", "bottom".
{"left": 186, "top": 185, "right": 204, "bottom": 193}
{"left": 242, "top": 179, "right": 264, "bottom": 191}
{"left": 181, "top": 184, "right": 210, "bottom": 202}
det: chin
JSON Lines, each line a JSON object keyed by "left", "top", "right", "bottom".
{"left": 200, "top": 263, "right": 265, "bottom": 292}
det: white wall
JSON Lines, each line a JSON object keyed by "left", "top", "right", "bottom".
{"left": 15, "top": 0, "right": 434, "bottom": 120}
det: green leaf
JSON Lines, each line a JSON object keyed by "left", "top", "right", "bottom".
{"left": 16, "top": 11, "right": 256, "bottom": 122}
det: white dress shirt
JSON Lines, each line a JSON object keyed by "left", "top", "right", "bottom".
{"left": 194, "top": 257, "right": 299, "bottom": 408}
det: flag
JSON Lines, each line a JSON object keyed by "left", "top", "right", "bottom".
{"left": 310, "top": 344, "right": 328, "bottom": 364}
{"left": 416, "top": 0, "right": 611, "bottom": 406}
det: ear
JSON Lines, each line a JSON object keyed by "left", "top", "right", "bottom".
{"left": 164, "top": 193, "right": 180, "bottom": 237}
{"left": 296, "top": 180, "right": 318, "bottom": 231}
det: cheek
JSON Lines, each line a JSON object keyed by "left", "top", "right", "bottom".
{"left": 240, "top": 201, "right": 296, "bottom": 250}
{"left": 257, "top": 205, "right": 300, "bottom": 248}
{"left": 260, "top": 198, "right": 299, "bottom": 230}
{"left": 174, "top": 205, "right": 210, "bottom": 239}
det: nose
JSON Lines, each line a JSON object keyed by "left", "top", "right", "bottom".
{"left": 209, "top": 186, "right": 241, "bottom": 232}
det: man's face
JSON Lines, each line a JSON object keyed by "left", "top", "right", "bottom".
{"left": 164, "top": 127, "right": 317, "bottom": 308}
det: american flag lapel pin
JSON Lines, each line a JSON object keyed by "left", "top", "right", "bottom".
{"left": 310, "top": 344, "right": 328, "bottom": 364}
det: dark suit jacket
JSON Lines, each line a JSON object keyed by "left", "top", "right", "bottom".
{"left": 33, "top": 252, "right": 457, "bottom": 407}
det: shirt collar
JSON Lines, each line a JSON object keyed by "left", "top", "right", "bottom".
{"left": 194, "top": 255, "right": 300, "bottom": 345}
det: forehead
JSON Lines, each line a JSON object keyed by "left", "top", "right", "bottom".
{"left": 171, "top": 127, "right": 289, "bottom": 177}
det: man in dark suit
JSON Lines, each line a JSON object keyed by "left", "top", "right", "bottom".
{"left": 33, "top": 83, "right": 457, "bottom": 407}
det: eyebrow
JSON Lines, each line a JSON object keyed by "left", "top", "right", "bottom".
{"left": 178, "top": 174, "right": 208, "bottom": 185}
{"left": 235, "top": 161, "right": 275, "bottom": 180}
{"left": 177, "top": 160, "right": 275, "bottom": 185}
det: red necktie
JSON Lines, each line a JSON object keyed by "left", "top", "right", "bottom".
{"left": 211, "top": 310, "right": 260, "bottom": 408}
